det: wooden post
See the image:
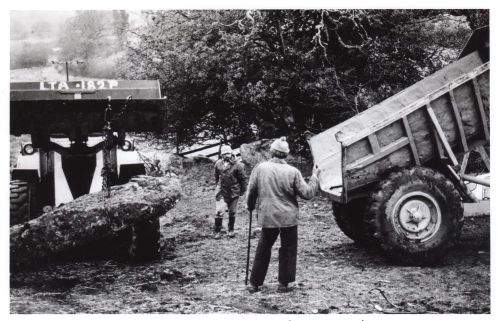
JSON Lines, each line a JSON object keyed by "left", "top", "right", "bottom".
{"left": 368, "top": 134, "right": 381, "bottom": 154}
{"left": 472, "top": 78, "right": 490, "bottom": 140}
{"left": 432, "top": 128, "right": 446, "bottom": 160}
{"left": 402, "top": 116, "right": 420, "bottom": 166}
{"left": 449, "top": 90, "right": 468, "bottom": 152}
{"left": 426, "top": 104, "right": 459, "bottom": 166}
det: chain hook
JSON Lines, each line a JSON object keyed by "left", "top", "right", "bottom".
{"left": 101, "top": 95, "right": 134, "bottom": 198}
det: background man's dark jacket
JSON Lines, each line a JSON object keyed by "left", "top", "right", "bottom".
{"left": 214, "top": 158, "right": 247, "bottom": 199}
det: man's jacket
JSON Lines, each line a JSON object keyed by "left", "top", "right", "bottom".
{"left": 214, "top": 157, "right": 248, "bottom": 199}
{"left": 246, "top": 158, "right": 319, "bottom": 228}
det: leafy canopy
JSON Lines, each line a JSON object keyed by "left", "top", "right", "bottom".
{"left": 120, "top": 9, "right": 487, "bottom": 153}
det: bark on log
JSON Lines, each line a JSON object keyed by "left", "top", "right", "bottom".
{"left": 10, "top": 175, "right": 181, "bottom": 270}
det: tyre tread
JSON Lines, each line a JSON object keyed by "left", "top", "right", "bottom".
{"left": 365, "top": 167, "right": 463, "bottom": 265}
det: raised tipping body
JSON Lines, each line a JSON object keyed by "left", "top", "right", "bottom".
{"left": 310, "top": 50, "right": 489, "bottom": 203}
{"left": 309, "top": 27, "right": 489, "bottom": 264}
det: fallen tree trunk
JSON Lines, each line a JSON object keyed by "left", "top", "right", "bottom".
{"left": 10, "top": 175, "right": 181, "bottom": 270}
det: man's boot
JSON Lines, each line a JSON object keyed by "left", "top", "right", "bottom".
{"left": 214, "top": 216, "right": 223, "bottom": 239}
{"left": 228, "top": 216, "right": 235, "bottom": 238}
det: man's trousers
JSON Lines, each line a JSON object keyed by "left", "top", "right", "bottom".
{"left": 249, "top": 225, "right": 298, "bottom": 287}
{"left": 215, "top": 197, "right": 239, "bottom": 232}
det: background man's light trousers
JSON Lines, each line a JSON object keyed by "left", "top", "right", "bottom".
{"left": 215, "top": 197, "right": 239, "bottom": 232}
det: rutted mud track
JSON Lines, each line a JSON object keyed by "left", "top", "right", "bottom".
{"left": 10, "top": 163, "right": 490, "bottom": 314}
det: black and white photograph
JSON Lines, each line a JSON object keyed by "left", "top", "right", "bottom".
{"left": 5, "top": 3, "right": 492, "bottom": 315}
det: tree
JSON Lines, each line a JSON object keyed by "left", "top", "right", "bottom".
{"left": 57, "top": 11, "right": 123, "bottom": 78}
{"left": 30, "top": 20, "right": 53, "bottom": 38}
{"left": 450, "top": 9, "right": 489, "bottom": 30}
{"left": 112, "top": 10, "right": 129, "bottom": 50}
{"left": 120, "top": 10, "right": 486, "bottom": 154}
{"left": 11, "top": 41, "right": 51, "bottom": 69}
{"left": 58, "top": 11, "right": 107, "bottom": 60}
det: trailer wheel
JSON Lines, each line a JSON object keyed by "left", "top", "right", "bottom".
{"left": 333, "top": 199, "right": 372, "bottom": 244}
{"left": 366, "top": 167, "right": 464, "bottom": 265}
{"left": 10, "top": 180, "right": 38, "bottom": 226}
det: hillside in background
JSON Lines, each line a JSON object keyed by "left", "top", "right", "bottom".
{"left": 10, "top": 66, "right": 64, "bottom": 82}
{"left": 10, "top": 10, "right": 133, "bottom": 79}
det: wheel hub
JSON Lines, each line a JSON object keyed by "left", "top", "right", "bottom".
{"left": 400, "top": 200, "right": 432, "bottom": 233}
{"left": 391, "top": 191, "right": 442, "bottom": 241}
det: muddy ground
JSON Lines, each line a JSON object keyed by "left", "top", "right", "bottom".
{"left": 10, "top": 162, "right": 490, "bottom": 314}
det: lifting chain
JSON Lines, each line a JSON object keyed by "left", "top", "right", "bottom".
{"left": 101, "top": 95, "right": 132, "bottom": 198}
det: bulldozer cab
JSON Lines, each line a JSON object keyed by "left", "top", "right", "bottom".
{"left": 10, "top": 80, "right": 166, "bottom": 148}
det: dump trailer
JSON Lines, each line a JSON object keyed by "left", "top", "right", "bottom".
{"left": 10, "top": 79, "right": 166, "bottom": 260}
{"left": 309, "top": 27, "right": 490, "bottom": 264}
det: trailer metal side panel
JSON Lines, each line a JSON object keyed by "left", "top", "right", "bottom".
{"left": 345, "top": 64, "right": 489, "bottom": 192}
{"left": 310, "top": 51, "right": 489, "bottom": 200}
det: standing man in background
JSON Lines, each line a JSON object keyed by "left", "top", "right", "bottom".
{"left": 246, "top": 137, "right": 320, "bottom": 293}
{"left": 214, "top": 145, "right": 248, "bottom": 239}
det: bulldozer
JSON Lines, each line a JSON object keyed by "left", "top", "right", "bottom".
{"left": 10, "top": 79, "right": 167, "bottom": 260}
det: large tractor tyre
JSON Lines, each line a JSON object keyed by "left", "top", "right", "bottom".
{"left": 333, "top": 199, "right": 373, "bottom": 245}
{"left": 365, "top": 167, "right": 464, "bottom": 265}
{"left": 10, "top": 180, "right": 39, "bottom": 226}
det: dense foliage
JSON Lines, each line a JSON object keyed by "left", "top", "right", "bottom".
{"left": 120, "top": 10, "right": 487, "bottom": 153}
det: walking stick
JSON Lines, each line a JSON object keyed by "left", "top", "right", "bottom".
{"left": 245, "top": 210, "right": 253, "bottom": 285}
